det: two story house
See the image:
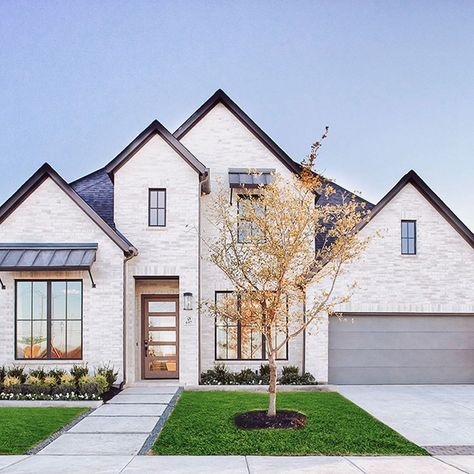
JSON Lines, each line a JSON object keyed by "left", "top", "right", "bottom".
{"left": 0, "top": 90, "right": 473, "bottom": 385}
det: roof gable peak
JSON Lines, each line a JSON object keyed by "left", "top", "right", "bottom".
{"left": 174, "top": 89, "right": 301, "bottom": 175}
{"left": 104, "top": 119, "right": 207, "bottom": 177}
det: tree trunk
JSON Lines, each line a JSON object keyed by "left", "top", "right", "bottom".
{"left": 267, "top": 351, "right": 277, "bottom": 417}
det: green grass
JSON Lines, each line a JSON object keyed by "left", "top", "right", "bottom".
{"left": 153, "top": 391, "right": 427, "bottom": 456}
{"left": 0, "top": 407, "right": 87, "bottom": 454}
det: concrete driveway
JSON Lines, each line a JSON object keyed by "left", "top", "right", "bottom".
{"left": 337, "top": 385, "right": 474, "bottom": 454}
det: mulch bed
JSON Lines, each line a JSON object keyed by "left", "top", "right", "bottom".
{"left": 234, "top": 410, "right": 307, "bottom": 429}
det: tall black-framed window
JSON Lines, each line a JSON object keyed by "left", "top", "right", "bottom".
{"left": 401, "top": 220, "right": 416, "bottom": 255}
{"left": 214, "top": 291, "right": 288, "bottom": 361}
{"left": 15, "top": 280, "right": 83, "bottom": 360}
{"left": 237, "top": 195, "right": 264, "bottom": 243}
{"left": 149, "top": 189, "right": 166, "bottom": 227}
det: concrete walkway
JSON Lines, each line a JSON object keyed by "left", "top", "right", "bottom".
{"left": 337, "top": 385, "right": 474, "bottom": 453}
{"left": 36, "top": 384, "right": 180, "bottom": 456}
{"left": 1, "top": 455, "right": 474, "bottom": 473}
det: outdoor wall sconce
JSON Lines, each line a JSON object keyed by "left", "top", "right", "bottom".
{"left": 183, "top": 292, "right": 193, "bottom": 310}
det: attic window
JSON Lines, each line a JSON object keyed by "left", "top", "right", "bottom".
{"left": 401, "top": 220, "right": 416, "bottom": 255}
{"left": 149, "top": 189, "right": 166, "bottom": 227}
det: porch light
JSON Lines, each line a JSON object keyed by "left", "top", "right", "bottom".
{"left": 183, "top": 292, "right": 193, "bottom": 310}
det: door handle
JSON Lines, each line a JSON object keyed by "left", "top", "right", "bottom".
{"left": 144, "top": 340, "right": 149, "bottom": 356}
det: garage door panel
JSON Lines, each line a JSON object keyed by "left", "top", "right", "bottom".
{"left": 329, "top": 331, "right": 474, "bottom": 350}
{"left": 328, "top": 314, "right": 474, "bottom": 384}
{"left": 329, "top": 366, "right": 474, "bottom": 385}
{"left": 331, "top": 316, "right": 474, "bottom": 332}
{"left": 329, "top": 349, "right": 474, "bottom": 368}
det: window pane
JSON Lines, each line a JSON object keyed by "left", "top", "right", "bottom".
{"left": 150, "top": 190, "right": 158, "bottom": 208}
{"left": 157, "top": 209, "right": 165, "bottom": 226}
{"left": 241, "top": 327, "right": 263, "bottom": 359}
{"left": 17, "top": 282, "right": 32, "bottom": 320}
{"left": 52, "top": 281, "right": 66, "bottom": 320}
{"left": 157, "top": 190, "right": 165, "bottom": 208}
{"left": 149, "top": 208, "right": 158, "bottom": 226}
{"left": 149, "top": 301, "right": 176, "bottom": 312}
{"left": 32, "top": 321, "right": 47, "bottom": 358}
{"left": 67, "top": 282, "right": 82, "bottom": 319}
{"left": 149, "top": 330, "right": 176, "bottom": 342}
{"left": 16, "top": 320, "right": 32, "bottom": 358}
{"left": 401, "top": 221, "right": 408, "bottom": 238}
{"left": 149, "top": 316, "right": 175, "bottom": 327}
{"left": 216, "top": 327, "right": 228, "bottom": 359}
{"left": 227, "top": 326, "right": 238, "bottom": 359}
{"left": 51, "top": 320, "right": 66, "bottom": 358}
{"left": 149, "top": 345, "right": 176, "bottom": 357}
{"left": 66, "top": 320, "right": 82, "bottom": 358}
{"left": 32, "top": 282, "right": 47, "bottom": 320}
{"left": 408, "top": 222, "right": 415, "bottom": 238}
{"left": 401, "top": 239, "right": 408, "bottom": 254}
{"left": 408, "top": 239, "right": 415, "bottom": 254}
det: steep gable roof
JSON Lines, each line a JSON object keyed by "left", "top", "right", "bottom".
{"left": 174, "top": 89, "right": 302, "bottom": 174}
{"left": 360, "top": 170, "right": 474, "bottom": 249}
{"left": 0, "top": 163, "right": 137, "bottom": 255}
{"left": 105, "top": 119, "right": 207, "bottom": 178}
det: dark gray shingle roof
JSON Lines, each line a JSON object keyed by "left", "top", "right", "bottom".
{"left": 70, "top": 169, "right": 114, "bottom": 227}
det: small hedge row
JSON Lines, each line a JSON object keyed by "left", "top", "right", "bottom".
{"left": 0, "top": 364, "right": 118, "bottom": 401}
{"left": 200, "top": 364, "right": 316, "bottom": 385}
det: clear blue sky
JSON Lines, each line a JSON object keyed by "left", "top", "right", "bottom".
{"left": 1, "top": 0, "right": 473, "bottom": 228}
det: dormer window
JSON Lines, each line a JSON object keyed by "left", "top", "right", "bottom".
{"left": 149, "top": 189, "right": 166, "bottom": 227}
{"left": 401, "top": 220, "right": 416, "bottom": 255}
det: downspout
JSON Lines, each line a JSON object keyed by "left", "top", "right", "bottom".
{"left": 302, "top": 293, "right": 306, "bottom": 374}
{"left": 122, "top": 248, "right": 138, "bottom": 386}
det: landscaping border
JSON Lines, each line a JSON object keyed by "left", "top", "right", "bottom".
{"left": 186, "top": 384, "right": 334, "bottom": 392}
{"left": 0, "top": 400, "right": 102, "bottom": 408}
{"left": 138, "top": 387, "right": 183, "bottom": 455}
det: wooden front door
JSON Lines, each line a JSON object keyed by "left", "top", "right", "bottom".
{"left": 142, "top": 295, "right": 179, "bottom": 379}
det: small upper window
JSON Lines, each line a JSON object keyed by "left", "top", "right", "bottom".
{"left": 401, "top": 220, "right": 416, "bottom": 255}
{"left": 149, "top": 189, "right": 166, "bottom": 227}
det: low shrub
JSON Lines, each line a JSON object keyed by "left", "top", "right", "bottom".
{"left": 96, "top": 364, "right": 118, "bottom": 388}
{"left": 29, "top": 367, "right": 47, "bottom": 381}
{"left": 47, "top": 368, "right": 66, "bottom": 383}
{"left": 94, "top": 374, "right": 109, "bottom": 394}
{"left": 235, "top": 368, "right": 259, "bottom": 385}
{"left": 25, "top": 375, "right": 43, "bottom": 386}
{"left": 3, "top": 375, "right": 21, "bottom": 387}
{"left": 7, "top": 367, "right": 25, "bottom": 383}
{"left": 78, "top": 381, "right": 101, "bottom": 397}
{"left": 52, "top": 383, "right": 76, "bottom": 396}
{"left": 60, "top": 373, "right": 75, "bottom": 385}
{"left": 200, "top": 364, "right": 317, "bottom": 385}
{"left": 0, "top": 366, "right": 6, "bottom": 383}
{"left": 43, "top": 375, "right": 57, "bottom": 387}
{"left": 200, "top": 364, "right": 237, "bottom": 385}
{"left": 71, "top": 364, "right": 89, "bottom": 382}
{"left": 25, "top": 384, "right": 50, "bottom": 396}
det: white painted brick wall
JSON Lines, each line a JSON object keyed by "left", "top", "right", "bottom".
{"left": 113, "top": 134, "right": 200, "bottom": 385}
{"left": 0, "top": 178, "right": 125, "bottom": 378}
{"left": 306, "top": 182, "right": 474, "bottom": 382}
{"left": 181, "top": 103, "right": 305, "bottom": 375}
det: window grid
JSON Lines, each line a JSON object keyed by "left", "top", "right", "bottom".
{"left": 401, "top": 220, "right": 416, "bottom": 255}
{"left": 149, "top": 189, "right": 166, "bottom": 227}
{"left": 15, "top": 280, "right": 83, "bottom": 360}
{"left": 214, "top": 291, "right": 288, "bottom": 361}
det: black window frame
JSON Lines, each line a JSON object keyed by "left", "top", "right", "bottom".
{"left": 214, "top": 291, "right": 288, "bottom": 361}
{"left": 148, "top": 188, "right": 166, "bottom": 227}
{"left": 401, "top": 220, "right": 416, "bottom": 255}
{"left": 15, "top": 279, "right": 83, "bottom": 360}
{"left": 236, "top": 194, "right": 264, "bottom": 243}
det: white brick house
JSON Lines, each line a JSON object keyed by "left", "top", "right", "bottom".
{"left": 0, "top": 90, "right": 473, "bottom": 385}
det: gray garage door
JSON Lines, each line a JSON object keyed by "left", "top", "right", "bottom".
{"left": 329, "top": 314, "right": 474, "bottom": 384}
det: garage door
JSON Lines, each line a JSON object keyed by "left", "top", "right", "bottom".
{"left": 329, "top": 314, "right": 474, "bottom": 384}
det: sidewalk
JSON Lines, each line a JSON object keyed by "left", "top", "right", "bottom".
{"left": 0, "top": 454, "right": 473, "bottom": 473}
{"left": 36, "top": 384, "right": 181, "bottom": 456}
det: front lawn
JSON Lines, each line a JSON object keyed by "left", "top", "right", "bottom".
{"left": 0, "top": 407, "right": 87, "bottom": 454}
{"left": 153, "top": 391, "right": 427, "bottom": 456}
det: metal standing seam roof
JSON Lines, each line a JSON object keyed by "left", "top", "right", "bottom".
{"left": 228, "top": 168, "right": 275, "bottom": 188}
{"left": 0, "top": 244, "right": 98, "bottom": 271}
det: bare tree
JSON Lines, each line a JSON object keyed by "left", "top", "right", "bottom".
{"left": 204, "top": 132, "right": 371, "bottom": 417}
